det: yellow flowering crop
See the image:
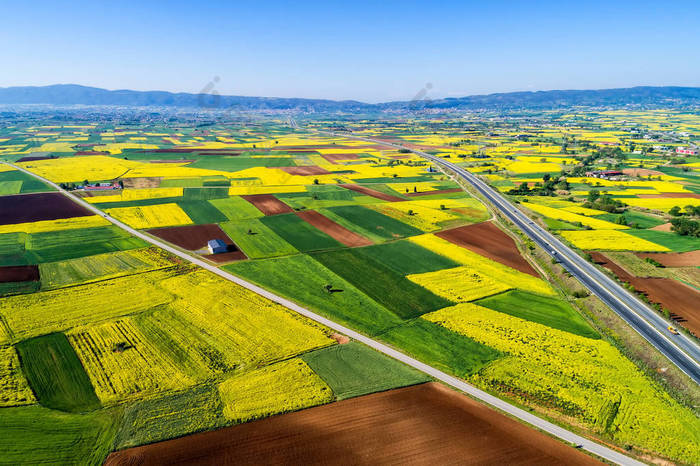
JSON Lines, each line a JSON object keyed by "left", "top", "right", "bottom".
{"left": 424, "top": 304, "right": 700, "bottom": 463}
{"left": 525, "top": 203, "right": 627, "bottom": 230}
{"left": 105, "top": 203, "right": 192, "bottom": 229}
{"left": 620, "top": 197, "right": 700, "bottom": 212}
{"left": 560, "top": 230, "right": 669, "bottom": 251}
{"left": 85, "top": 188, "right": 183, "bottom": 204}
{"left": 0, "top": 215, "right": 110, "bottom": 234}
{"left": 0, "top": 346, "right": 36, "bottom": 407}
{"left": 68, "top": 318, "right": 192, "bottom": 404}
{"left": 408, "top": 266, "right": 512, "bottom": 301}
{"left": 218, "top": 358, "right": 333, "bottom": 423}
{"left": 409, "top": 234, "right": 554, "bottom": 296}
{"left": 19, "top": 155, "right": 140, "bottom": 183}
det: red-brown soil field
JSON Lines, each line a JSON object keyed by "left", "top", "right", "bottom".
{"left": 241, "top": 194, "right": 294, "bottom": 215}
{"left": 277, "top": 166, "right": 332, "bottom": 176}
{"left": 436, "top": 222, "right": 538, "bottom": 277}
{"left": 204, "top": 250, "right": 247, "bottom": 263}
{"left": 0, "top": 193, "right": 94, "bottom": 225}
{"left": 340, "top": 184, "right": 405, "bottom": 202}
{"left": 148, "top": 224, "right": 235, "bottom": 251}
{"left": 295, "top": 210, "right": 373, "bottom": 247}
{"left": 591, "top": 252, "right": 700, "bottom": 336}
{"left": 15, "top": 155, "right": 56, "bottom": 162}
{"left": 406, "top": 188, "right": 463, "bottom": 197}
{"left": 104, "top": 383, "right": 600, "bottom": 466}
{"left": 636, "top": 250, "right": 700, "bottom": 267}
{"left": 0, "top": 265, "right": 39, "bottom": 283}
{"left": 321, "top": 153, "right": 360, "bottom": 164}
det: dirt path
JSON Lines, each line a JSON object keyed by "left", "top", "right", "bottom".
{"left": 340, "top": 184, "right": 405, "bottom": 202}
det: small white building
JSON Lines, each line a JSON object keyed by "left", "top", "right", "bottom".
{"left": 207, "top": 239, "right": 228, "bottom": 254}
{"left": 676, "top": 147, "right": 698, "bottom": 156}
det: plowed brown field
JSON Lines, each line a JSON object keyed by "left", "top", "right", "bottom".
{"left": 636, "top": 250, "right": 700, "bottom": 267}
{"left": 241, "top": 194, "right": 294, "bottom": 215}
{"left": 0, "top": 265, "right": 39, "bottom": 283}
{"left": 0, "top": 193, "right": 93, "bottom": 225}
{"left": 148, "top": 224, "right": 234, "bottom": 251}
{"left": 591, "top": 252, "right": 700, "bottom": 336}
{"left": 278, "top": 166, "right": 332, "bottom": 176}
{"left": 295, "top": 210, "right": 372, "bottom": 247}
{"left": 436, "top": 222, "right": 538, "bottom": 277}
{"left": 104, "top": 383, "right": 600, "bottom": 466}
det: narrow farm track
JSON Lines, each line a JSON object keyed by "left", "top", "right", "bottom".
{"left": 5, "top": 162, "right": 643, "bottom": 466}
{"left": 307, "top": 126, "right": 700, "bottom": 385}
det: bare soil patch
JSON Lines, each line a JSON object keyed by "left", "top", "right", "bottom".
{"left": 0, "top": 265, "right": 39, "bottom": 283}
{"left": 0, "top": 193, "right": 93, "bottom": 225}
{"left": 295, "top": 210, "right": 373, "bottom": 247}
{"left": 591, "top": 252, "right": 700, "bottom": 336}
{"left": 321, "top": 153, "right": 360, "bottom": 164}
{"left": 330, "top": 333, "right": 351, "bottom": 344}
{"left": 406, "top": 188, "right": 463, "bottom": 197}
{"left": 622, "top": 168, "right": 665, "bottom": 177}
{"left": 104, "top": 383, "right": 600, "bottom": 466}
{"left": 121, "top": 177, "right": 162, "bottom": 188}
{"left": 204, "top": 250, "right": 247, "bottom": 263}
{"left": 437, "top": 222, "right": 539, "bottom": 277}
{"left": 277, "top": 166, "right": 332, "bottom": 176}
{"left": 148, "top": 224, "right": 234, "bottom": 251}
{"left": 241, "top": 194, "right": 294, "bottom": 216}
{"left": 636, "top": 250, "right": 700, "bottom": 268}
{"left": 650, "top": 222, "right": 673, "bottom": 232}
{"left": 340, "top": 184, "right": 405, "bottom": 202}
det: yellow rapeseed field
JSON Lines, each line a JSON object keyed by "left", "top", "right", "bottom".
{"left": 0, "top": 268, "right": 178, "bottom": 340}
{"left": 105, "top": 203, "right": 193, "bottom": 229}
{"left": 0, "top": 346, "right": 35, "bottom": 407}
{"left": 410, "top": 234, "right": 554, "bottom": 296}
{"left": 68, "top": 318, "right": 192, "bottom": 403}
{"left": 560, "top": 230, "right": 669, "bottom": 251}
{"left": 620, "top": 197, "right": 700, "bottom": 212}
{"left": 85, "top": 188, "right": 183, "bottom": 204}
{"left": 0, "top": 215, "right": 110, "bottom": 234}
{"left": 525, "top": 203, "right": 628, "bottom": 230}
{"left": 153, "top": 271, "right": 335, "bottom": 378}
{"left": 424, "top": 304, "right": 700, "bottom": 463}
{"left": 408, "top": 266, "right": 512, "bottom": 301}
{"left": 19, "top": 155, "right": 140, "bottom": 183}
{"left": 218, "top": 358, "right": 333, "bottom": 423}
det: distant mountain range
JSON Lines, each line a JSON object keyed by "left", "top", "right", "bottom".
{"left": 1, "top": 84, "right": 699, "bottom": 111}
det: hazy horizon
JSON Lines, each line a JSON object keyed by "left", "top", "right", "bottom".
{"left": 2, "top": 0, "right": 699, "bottom": 102}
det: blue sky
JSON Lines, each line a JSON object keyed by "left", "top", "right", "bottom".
{"left": 2, "top": 0, "right": 699, "bottom": 102}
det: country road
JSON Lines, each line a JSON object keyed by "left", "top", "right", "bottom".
{"left": 3, "top": 162, "right": 646, "bottom": 465}
{"left": 311, "top": 127, "right": 700, "bottom": 385}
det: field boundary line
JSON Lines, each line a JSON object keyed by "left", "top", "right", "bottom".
{"left": 4, "top": 161, "right": 643, "bottom": 466}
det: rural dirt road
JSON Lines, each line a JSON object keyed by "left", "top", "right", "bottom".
{"left": 6, "top": 161, "right": 644, "bottom": 465}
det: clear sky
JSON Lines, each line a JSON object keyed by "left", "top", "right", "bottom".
{"left": 2, "top": 0, "right": 699, "bottom": 102}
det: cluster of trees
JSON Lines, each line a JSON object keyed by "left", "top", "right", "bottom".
{"left": 507, "top": 173, "right": 570, "bottom": 196}
{"left": 582, "top": 190, "right": 625, "bottom": 213}
{"left": 670, "top": 217, "right": 700, "bottom": 237}
{"left": 669, "top": 205, "right": 700, "bottom": 217}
